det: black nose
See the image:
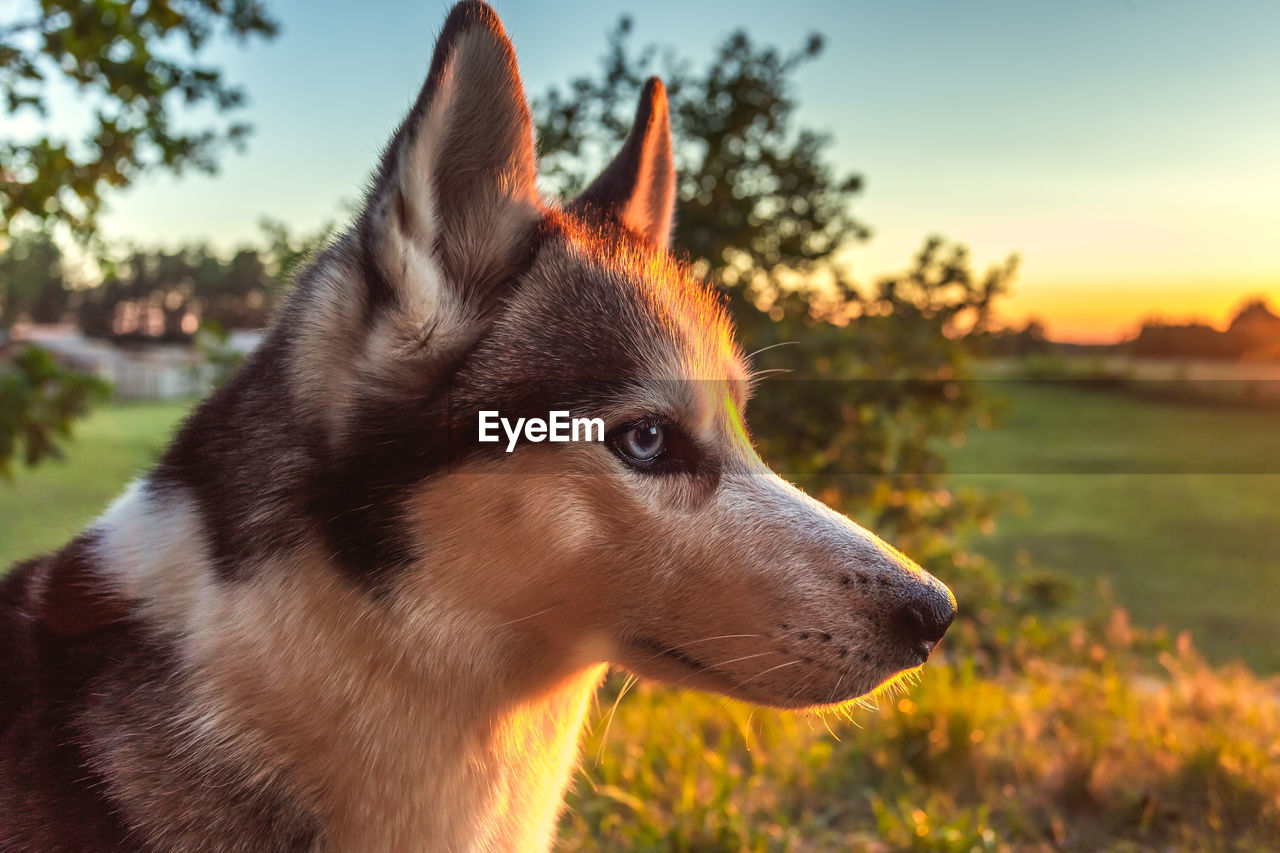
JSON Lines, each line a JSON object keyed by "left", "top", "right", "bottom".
{"left": 892, "top": 589, "right": 956, "bottom": 658}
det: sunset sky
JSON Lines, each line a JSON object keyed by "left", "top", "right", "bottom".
{"left": 36, "top": 0, "right": 1280, "bottom": 342}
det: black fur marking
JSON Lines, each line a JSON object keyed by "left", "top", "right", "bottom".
{"left": 303, "top": 371, "right": 457, "bottom": 585}
{"left": 32, "top": 533, "right": 128, "bottom": 639}
{"left": 153, "top": 323, "right": 318, "bottom": 582}
{"left": 1, "top": 545, "right": 147, "bottom": 850}
{"left": 358, "top": 226, "right": 399, "bottom": 321}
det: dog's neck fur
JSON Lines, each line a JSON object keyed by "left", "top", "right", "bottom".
{"left": 94, "top": 480, "right": 606, "bottom": 849}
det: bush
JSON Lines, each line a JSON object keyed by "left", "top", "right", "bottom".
{"left": 0, "top": 345, "right": 109, "bottom": 477}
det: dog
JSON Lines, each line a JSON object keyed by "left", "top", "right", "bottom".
{"left": 0, "top": 3, "right": 956, "bottom": 849}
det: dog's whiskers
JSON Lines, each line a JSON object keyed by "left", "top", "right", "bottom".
{"left": 730, "top": 659, "right": 804, "bottom": 690}
{"left": 630, "top": 633, "right": 764, "bottom": 667}
{"left": 681, "top": 633, "right": 764, "bottom": 645}
{"left": 747, "top": 367, "right": 793, "bottom": 382}
{"left": 661, "top": 649, "right": 786, "bottom": 691}
{"left": 593, "top": 672, "right": 638, "bottom": 766}
{"left": 490, "top": 603, "right": 561, "bottom": 628}
{"left": 702, "top": 650, "right": 779, "bottom": 669}
{"left": 744, "top": 340, "right": 799, "bottom": 361}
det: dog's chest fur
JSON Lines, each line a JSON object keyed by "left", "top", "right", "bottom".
{"left": 189, "top": 547, "right": 606, "bottom": 851}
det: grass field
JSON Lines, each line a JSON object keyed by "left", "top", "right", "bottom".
{"left": 3, "top": 382, "right": 1278, "bottom": 673}
{"left": 951, "top": 381, "right": 1280, "bottom": 672}
{"left": 0, "top": 400, "right": 191, "bottom": 567}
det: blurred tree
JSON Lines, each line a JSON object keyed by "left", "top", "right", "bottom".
{"left": 0, "top": 228, "right": 68, "bottom": 325}
{"left": 1, "top": 0, "right": 278, "bottom": 477}
{"left": 536, "top": 18, "right": 868, "bottom": 320}
{"left": 69, "top": 218, "right": 330, "bottom": 342}
{"left": 0, "top": 344, "right": 109, "bottom": 479}
{"left": 1, "top": 0, "right": 278, "bottom": 238}
{"left": 535, "top": 19, "right": 1027, "bottom": 648}
{"left": 1129, "top": 318, "right": 1245, "bottom": 360}
{"left": 1226, "top": 297, "right": 1280, "bottom": 360}
{"left": 0, "top": 228, "right": 104, "bottom": 477}
{"left": 1228, "top": 297, "right": 1280, "bottom": 334}
{"left": 191, "top": 317, "right": 244, "bottom": 390}
{"left": 976, "top": 317, "right": 1053, "bottom": 358}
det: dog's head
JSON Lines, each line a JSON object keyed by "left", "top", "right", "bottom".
{"left": 285, "top": 1, "right": 954, "bottom": 709}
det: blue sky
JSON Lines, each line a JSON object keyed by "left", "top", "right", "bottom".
{"left": 72, "top": 0, "right": 1280, "bottom": 340}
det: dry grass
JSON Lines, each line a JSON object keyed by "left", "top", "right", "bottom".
{"left": 562, "top": 626, "right": 1280, "bottom": 851}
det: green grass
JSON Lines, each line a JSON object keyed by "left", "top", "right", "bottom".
{"left": 950, "top": 381, "right": 1280, "bottom": 672}
{"left": 0, "top": 399, "right": 192, "bottom": 566}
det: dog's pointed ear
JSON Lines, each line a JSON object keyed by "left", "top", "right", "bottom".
{"left": 362, "top": 1, "right": 539, "bottom": 320}
{"left": 570, "top": 77, "right": 676, "bottom": 249}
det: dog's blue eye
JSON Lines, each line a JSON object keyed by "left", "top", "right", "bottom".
{"left": 617, "top": 422, "right": 665, "bottom": 463}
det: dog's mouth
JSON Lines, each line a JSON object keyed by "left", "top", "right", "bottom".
{"left": 629, "top": 636, "right": 726, "bottom": 682}
{"left": 624, "top": 635, "right": 766, "bottom": 698}
{"left": 623, "top": 635, "right": 922, "bottom": 709}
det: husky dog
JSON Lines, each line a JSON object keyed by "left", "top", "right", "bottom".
{"left": 0, "top": 3, "right": 955, "bottom": 850}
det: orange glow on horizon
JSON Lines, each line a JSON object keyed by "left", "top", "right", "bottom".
{"left": 998, "top": 279, "right": 1280, "bottom": 344}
